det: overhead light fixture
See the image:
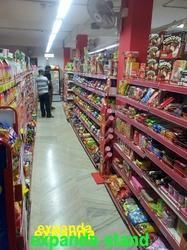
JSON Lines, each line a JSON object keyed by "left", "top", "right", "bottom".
{"left": 46, "top": 33, "right": 56, "bottom": 53}
{"left": 44, "top": 53, "right": 54, "bottom": 58}
{"left": 88, "top": 43, "right": 119, "bottom": 55}
{"left": 57, "top": 0, "right": 73, "bottom": 19}
{"left": 177, "top": 23, "right": 184, "bottom": 28}
{"left": 52, "top": 19, "right": 62, "bottom": 34}
{"left": 45, "top": 0, "right": 73, "bottom": 53}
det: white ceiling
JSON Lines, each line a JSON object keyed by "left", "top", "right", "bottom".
{"left": 0, "top": 0, "right": 187, "bottom": 52}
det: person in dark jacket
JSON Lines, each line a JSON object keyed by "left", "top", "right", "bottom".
{"left": 44, "top": 65, "right": 56, "bottom": 110}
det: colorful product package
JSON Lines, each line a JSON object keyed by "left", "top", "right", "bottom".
{"left": 127, "top": 207, "right": 149, "bottom": 226}
{"left": 157, "top": 60, "right": 173, "bottom": 81}
{"left": 135, "top": 222, "right": 156, "bottom": 234}
{"left": 141, "top": 88, "right": 155, "bottom": 103}
{"left": 139, "top": 63, "right": 146, "bottom": 79}
{"left": 147, "top": 238, "right": 169, "bottom": 250}
{"left": 129, "top": 62, "right": 140, "bottom": 78}
{"left": 170, "top": 60, "right": 187, "bottom": 83}
{"left": 160, "top": 35, "right": 182, "bottom": 59}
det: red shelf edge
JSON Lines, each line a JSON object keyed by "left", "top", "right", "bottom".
{"left": 75, "top": 101, "right": 101, "bottom": 126}
{"left": 117, "top": 95, "right": 148, "bottom": 111}
{"left": 145, "top": 150, "right": 187, "bottom": 190}
{"left": 117, "top": 95, "right": 187, "bottom": 129}
{"left": 113, "top": 144, "right": 143, "bottom": 177}
{"left": 114, "top": 130, "right": 146, "bottom": 158}
{"left": 112, "top": 164, "right": 181, "bottom": 250}
{"left": 150, "top": 107, "right": 187, "bottom": 129}
{"left": 128, "top": 79, "right": 187, "bottom": 95}
{"left": 73, "top": 81, "right": 106, "bottom": 97}
{"left": 74, "top": 91, "right": 101, "bottom": 111}
{"left": 74, "top": 112, "right": 100, "bottom": 143}
{"left": 115, "top": 111, "right": 187, "bottom": 161}
{"left": 112, "top": 163, "right": 187, "bottom": 226}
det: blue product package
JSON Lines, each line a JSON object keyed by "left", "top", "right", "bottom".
{"left": 127, "top": 207, "right": 149, "bottom": 226}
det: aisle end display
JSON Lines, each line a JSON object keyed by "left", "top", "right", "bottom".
{"left": 0, "top": 48, "right": 37, "bottom": 250}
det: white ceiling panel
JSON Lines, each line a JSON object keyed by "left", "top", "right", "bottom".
{"left": 0, "top": 0, "right": 187, "bottom": 50}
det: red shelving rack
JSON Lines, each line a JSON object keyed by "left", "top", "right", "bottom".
{"left": 111, "top": 74, "right": 187, "bottom": 248}
{"left": 74, "top": 101, "right": 101, "bottom": 126}
{"left": 69, "top": 120, "right": 99, "bottom": 169}
{"left": 115, "top": 110, "right": 187, "bottom": 161}
{"left": 0, "top": 71, "right": 36, "bottom": 250}
{"left": 74, "top": 110, "right": 100, "bottom": 143}
{"left": 111, "top": 160, "right": 182, "bottom": 250}
{"left": 68, "top": 73, "right": 117, "bottom": 171}
{"left": 115, "top": 130, "right": 146, "bottom": 158}
{"left": 73, "top": 91, "right": 101, "bottom": 111}
{"left": 145, "top": 150, "right": 187, "bottom": 190}
{"left": 129, "top": 79, "right": 187, "bottom": 95}
{"left": 117, "top": 95, "right": 187, "bottom": 129}
{"left": 73, "top": 80, "right": 107, "bottom": 97}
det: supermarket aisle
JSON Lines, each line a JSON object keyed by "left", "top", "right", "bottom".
{"left": 30, "top": 103, "right": 136, "bottom": 250}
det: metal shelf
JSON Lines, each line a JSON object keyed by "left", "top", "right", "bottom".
{"left": 113, "top": 143, "right": 143, "bottom": 178}
{"left": 145, "top": 150, "right": 187, "bottom": 190}
{"left": 115, "top": 111, "right": 187, "bottom": 161}
{"left": 128, "top": 79, "right": 187, "bottom": 95}
{"left": 117, "top": 95, "right": 148, "bottom": 111}
{"left": 69, "top": 120, "right": 99, "bottom": 169}
{"left": 111, "top": 164, "right": 181, "bottom": 250}
{"left": 112, "top": 163, "right": 187, "bottom": 226}
{"left": 74, "top": 111, "right": 100, "bottom": 143}
{"left": 75, "top": 101, "right": 100, "bottom": 126}
{"left": 73, "top": 81, "right": 107, "bottom": 97}
{"left": 117, "top": 95, "right": 187, "bottom": 129}
{"left": 114, "top": 130, "right": 146, "bottom": 158}
{"left": 73, "top": 91, "right": 101, "bottom": 112}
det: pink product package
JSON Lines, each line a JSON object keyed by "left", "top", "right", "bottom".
{"left": 131, "top": 176, "right": 143, "bottom": 192}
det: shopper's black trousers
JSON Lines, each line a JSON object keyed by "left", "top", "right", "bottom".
{"left": 39, "top": 93, "right": 51, "bottom": 117}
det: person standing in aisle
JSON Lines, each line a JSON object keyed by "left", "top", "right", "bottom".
{"left": 44, "top": 65, "right": 56, "bottom": 110}
{"left": 36, "top": 69, "right": 54, "bottom": 118}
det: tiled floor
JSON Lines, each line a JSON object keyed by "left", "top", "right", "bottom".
{"left": 29, "top": 103, "right": 137, "bottom": 250}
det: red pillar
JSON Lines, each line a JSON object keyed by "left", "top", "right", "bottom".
{"left": 118, "top": 0, "right": 153, "bottom": 81}
{"left": 64, "top": 47, "right": 71, "bottom": 68}
{"left": 76, "top": 34, "right": 88, "bottom": 59}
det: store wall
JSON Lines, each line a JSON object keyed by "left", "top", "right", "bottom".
{"left": 31, "top": 47, "right": 64, "bottom": 69}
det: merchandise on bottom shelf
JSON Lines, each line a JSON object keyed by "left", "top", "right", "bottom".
{"left": 112, "top": 155, "right": 187, "bottom": 249}
{"left": 23, "top": 121, "right": 36, "bottom": 187}
{"left": 63, "top": 102, "right": 75, "bottom": 120}
{"left": 105, "top": 175, "right": 169, "bottom": 249}
{"left": 71, "top": 115, "right": 100, "bottom": 165}
{"left": 74, "top": 107, "right": 100, "bottom": 139}
{"left": 114, "top": 135, "right": 187, "bottom": 215}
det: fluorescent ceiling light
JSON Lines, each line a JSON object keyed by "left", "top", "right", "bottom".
{"left": 44, "top": 53, "right": 54, "bottom": 58}
{"left": 45, "top": 0, "right": 73, "bottom": 53}
{"left": 177, "top": 23, "right": 184, "bottom": 28}
{"left": 88, "top": 43, "right": 119, "bottom": 55}
{"left": 57, "top": 0, "right": 73, "bottom": 19}
{"left": 52, "top": 19, "right": 62, "bottom": 34}
{"left": 46, "top": 33, "right": 56, "bottom": 52}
